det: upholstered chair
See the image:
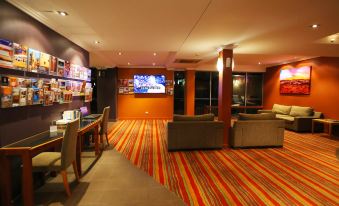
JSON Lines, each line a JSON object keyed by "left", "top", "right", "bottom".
{"left": 32, "top": 119, "right": 80, "bottom": 197}
{"left": 100, "top": 106, "right": 110, "bottom": 145}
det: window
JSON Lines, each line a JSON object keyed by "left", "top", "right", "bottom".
{"left": 174, "top": 71, "right": 185, "bottom": 114}
{"left": 232, "top": 72, "right": 263, "bottom": 114}
{"left": 195, "top": 71, "right": 219, "bottom": 115}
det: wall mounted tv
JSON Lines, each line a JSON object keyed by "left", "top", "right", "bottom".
{"left": 134, "top": 74, "right": 166, "bottom": 94}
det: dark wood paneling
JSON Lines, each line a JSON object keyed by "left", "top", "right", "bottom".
{"left": 96, "top": 68, "right": 117, "bottom": 120}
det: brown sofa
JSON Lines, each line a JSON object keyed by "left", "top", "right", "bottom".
{"left": 230, "top": 113, "right": 285, "bottom": 148}
{"left": 258, "top": 104, "right": 322, "bottom": 132}
{"left": 167, "top": 114, "right": 224, "bottom": 151}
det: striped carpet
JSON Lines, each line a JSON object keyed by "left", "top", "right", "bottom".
{"left": 108, "top": 120, "right": 339, "bottom": 206}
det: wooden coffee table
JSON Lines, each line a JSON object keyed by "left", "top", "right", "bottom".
{"left": 312, "top": 119, "right": 339, "bottom": 138}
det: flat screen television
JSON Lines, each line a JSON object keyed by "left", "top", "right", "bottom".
{"left": 134, "top": 74, "right": 166, "bottom": 94}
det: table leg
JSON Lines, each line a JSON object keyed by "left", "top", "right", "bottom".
{"left": 76, "top": 134, "right": 82, "bottom": 176}
{"left": 0, "top": 154, "right": 12, "bottom": 206}
{"left": 22, "top": 151, "right": 33, "bottom": 206}
{"left": 94, "top": 125, "right": 99, "bottom": 155}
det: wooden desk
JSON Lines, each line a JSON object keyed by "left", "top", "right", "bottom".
{"left": 312, "top": 119, "right": 339, "bottom": 138}
{"left": 0, "top": 117, "right": 102, "bottom": 206}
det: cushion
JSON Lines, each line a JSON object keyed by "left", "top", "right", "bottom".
{"left": 272, "top": 104, "right": 292, "bottom": 115}
{"left": 238, "top": 113, "right": 276, "bottom": 120}
{"left": 289, "top": 106, "right": 313, "bottom": 117}
{"left": 276, "top": 114, "right": 295, "bottom": 122}
{"left": 173, "top": 113, "right": 214, "bottom": 121}
{"left": 32, "top": 152, "right": 61, "bottom": 171}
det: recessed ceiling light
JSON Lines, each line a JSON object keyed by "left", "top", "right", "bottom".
{"left": 118, "top": 52, "right": 122, "bottom": 55}
{"left": 57, "top": 11, "right": 68, "bottom": 16}
{"left": 94, "top": 40, "right": 100, "bottom": 44}
{"left": 127, "top": 62, "right": 130, "bottom": 65}
{"left": 258, "top": 62, "right": 261, "bottom": 65}
{"left": 153, "top": 52, "right": 157, "bottom": 56}
{"left": 311, "top": 24, "right": 319, "bottom": 29}
{"left": 152, "top": 62, "right": 156, "bottom": 66}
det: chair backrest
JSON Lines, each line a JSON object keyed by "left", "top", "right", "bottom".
{"left": 61, "top": 119, "right": 79, "bottom": 170}
{"left": 100, "top": 106, "right": 110, "bottom": 135}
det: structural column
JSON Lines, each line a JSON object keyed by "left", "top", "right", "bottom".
{"left": 185, "top": 70, "right": 195, "bottom": 115}
{"left": 218, "top": 49, "right": 233, "bottom": 146}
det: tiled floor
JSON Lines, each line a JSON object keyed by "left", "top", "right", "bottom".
{"left": 34, "top": 146, "right": 185, "bottom": 206}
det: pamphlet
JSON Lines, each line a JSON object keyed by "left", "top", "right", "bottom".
{"left": 13, "top": 43, "right": 27, "bottom": 70}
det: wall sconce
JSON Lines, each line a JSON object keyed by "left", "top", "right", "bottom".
{"left": 217, "top": 57, "right": 223, "bottom": 72}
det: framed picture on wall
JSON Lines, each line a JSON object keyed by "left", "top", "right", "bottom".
{"left": 280, "top": 66, "right": 311, "bottom": 95}
{"left": 128, "top": 79, "right": 134, "bottom": 87}
{"left": 123, "top": 87, "right": 129, "bottom": 94}
{"left": 118, "top": 87, "right": 124, "bottom": 94}
{"left": 128, "top": 87, "right": 134, "bottom": 94}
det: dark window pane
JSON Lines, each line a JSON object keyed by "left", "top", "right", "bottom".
{"left": 232, "top": 73, "right": 246, "bottom": 106}
{"left": 246, "top": 73, "right": 263, "bottom": 106}
{"left": 211, "top": 72, "right": 219, "bottom": 98}
{"left": 195, "top": 72, "right": 210, "bottom": 98}
{"left": 174, "top": 71, "right": 185, "bottom": 114}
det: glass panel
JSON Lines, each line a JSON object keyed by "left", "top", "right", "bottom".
{"left": 246, "top": 73, "right": 263, "bottom": 106}
{"left": 174, "top": 71, "right": 185, "bottom": 114}
{"left": 232, "top": 73, "right": 246, "bottom": 106}
{"left": 195, "top": 72, "right": 211, "bottom": 114}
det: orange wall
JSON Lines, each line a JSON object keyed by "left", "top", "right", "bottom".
{"left": 185, "top": 70, "right": 195, "bottom": 115}
{"left": 117, "top": 68, "right": 174, "bottom": 119}
{"left": 264, "top": 57, "right": 339, "bottom": 119}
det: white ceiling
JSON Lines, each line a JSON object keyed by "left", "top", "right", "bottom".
{"left": 8, "top": 0, "right": 339, "bottom": 71}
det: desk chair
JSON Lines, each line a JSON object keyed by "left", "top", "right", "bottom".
{"left": 100, "top": 106, "right": 110, "bottom": 146}
{"left": 32, "top": 119, "right": 80, "bottom": 197}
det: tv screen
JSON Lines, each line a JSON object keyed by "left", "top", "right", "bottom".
{"left": 134, "top": 74, "right": 166, "bottom": 94}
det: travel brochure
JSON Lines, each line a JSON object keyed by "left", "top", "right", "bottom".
{"left": 0, "top": 38, "right": 91, "bottom": 81}
{"left": 0, "top": 75, "right": 93, "bottom": 108}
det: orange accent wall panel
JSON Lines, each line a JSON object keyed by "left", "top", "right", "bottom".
{"left": 117, "top": 68, "right": 174, "bottom": 119}
{"left": 185, "top": 70, "right": 195, "bottom": 115}
{"left": 264, "top": 57, "right": 339, "bottom": 119}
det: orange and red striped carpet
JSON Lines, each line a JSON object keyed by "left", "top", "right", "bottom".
{"left": 108, "top": 120, "right": 339, "bottom": 206}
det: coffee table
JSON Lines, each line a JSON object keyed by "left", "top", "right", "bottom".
{"left": 312, "top": 119, "right": 339, "bottom": 138}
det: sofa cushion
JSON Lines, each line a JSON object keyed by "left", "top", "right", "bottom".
{"left": 272, "top": 104, "right": 292, "bottom": 115}
{"left": 173, "top": 113, "right": 214, "bottom": 121}
{"left": 276, "top": 114, "right": 295, "bottom": 122}
{"left": 238, "top": 113, "right": 276, "bottom": 120}
{"left": 289, "top": 106, "right": 313, "bottom": 117}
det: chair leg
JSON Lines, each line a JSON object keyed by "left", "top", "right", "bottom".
{"left": 72, "top": 161, "right": 80, "bottom": 181}
{"left": 60, "top": 170, "right": 71, "bottom": 197}
{"left": 105, "top": 132, "right": 109, "bottom": 146}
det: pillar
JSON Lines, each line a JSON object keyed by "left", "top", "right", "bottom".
{"left": 185, "top": 70, "right": 195, "bottom": 115}
{"left": 218, "top": 49, "right": 233, "bottom": 146}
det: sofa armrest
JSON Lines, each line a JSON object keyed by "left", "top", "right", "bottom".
{"left": 257, "top": 110, "right": 273, "bottom": 114}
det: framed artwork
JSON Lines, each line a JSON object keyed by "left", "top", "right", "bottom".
{"left": 280, "top": 66, "right": 311, "bottom": 95}
{"left": 118, "top": 87, "right": 124, "bottom": 94}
